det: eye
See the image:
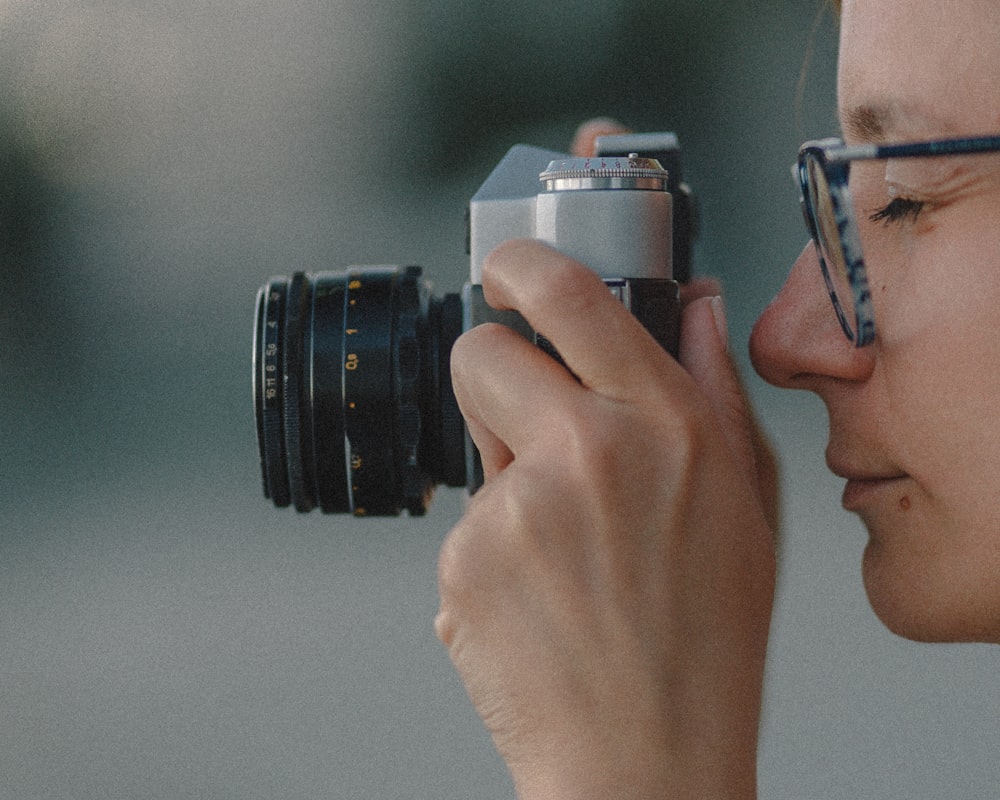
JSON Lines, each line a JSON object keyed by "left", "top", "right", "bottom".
{"left": 869, "top": 196, "right": 926, "bottom": 225}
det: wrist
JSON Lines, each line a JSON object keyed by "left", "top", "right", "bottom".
{"left": 508, "top": 735, "right": 758, "bottom": 800}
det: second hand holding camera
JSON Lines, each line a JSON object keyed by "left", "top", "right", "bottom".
{"left": 253, "top": 132, "right": 696, "bottom": 517}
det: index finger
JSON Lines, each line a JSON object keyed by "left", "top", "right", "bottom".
{"left": 481, "top": 239, "right": 689, "bottom": 405}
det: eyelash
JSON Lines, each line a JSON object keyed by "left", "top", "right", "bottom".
{"left": 869, "top": 197, "right": 926, "bottom": 225}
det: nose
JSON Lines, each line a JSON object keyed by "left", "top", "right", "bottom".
{"left": 749, "top": 243, "right": 875, "bottom": 390}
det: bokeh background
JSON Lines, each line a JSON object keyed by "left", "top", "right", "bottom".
{"left": 2, "top": 1, "right": 998, "bottom": 798}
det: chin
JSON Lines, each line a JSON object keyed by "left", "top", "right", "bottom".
{"left": 862, "top": 539, "right": 1000, "bottom": 644}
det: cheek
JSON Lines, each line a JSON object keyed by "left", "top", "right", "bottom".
{"left": 881, "top": 308, "right": 1000, "bottom": 532}
{"left": 862, "top": 222, "right": 1000, "bottom": 640}
{"left": 874, "top": 205, "right": 1000, "bottom": 342}
{"left": 859, "top": 382, "right": 1000, "bottom": 643}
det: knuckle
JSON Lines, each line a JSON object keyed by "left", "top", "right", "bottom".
{"left": 663, "top": 403, "right": 712, "bottom": 468}
{"left": 448, "top": 326, "right": 481, "bottom": 378}
{"left": 562, "top": 405, "right": 617, "bottom": 470}
{"left": 483, "top": 238, "right": 606, "bottom": 314}
{"left": 435, "top": 525, "right": 466, "bottom": 603}
{"left": 451, "top": 322, "right": 496, "bottom": 363}
{"left": 435, "top": 486, "right": 518, "bottom": 603}
{"left": 436, "top": 513, "right": 491, "bottom": 619}
{"left": 480, "top": 238, "right": 538, "bottom": 297}
{"left": 548, "top": 392, "right": 720, "bottom": 509}
{"left": 545, "top": 402, "right": 635, "bottom": 502}
{"left": 449, "top": 324, "right": 511, "bottom": 389}
{"left": 539, "top": 255, "right": 604, "bottom": 308}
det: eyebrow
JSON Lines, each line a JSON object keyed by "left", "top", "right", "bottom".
{"left": 842, "top": 105, "right": 889, "bottom": 143}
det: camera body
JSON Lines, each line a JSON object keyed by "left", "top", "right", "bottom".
{"left": 253, "top": 132, "right": 695, "bottom": 516}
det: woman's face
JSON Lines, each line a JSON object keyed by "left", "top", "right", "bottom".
{"left": 750, "top": 0, "right": 1000, "bottom": 642}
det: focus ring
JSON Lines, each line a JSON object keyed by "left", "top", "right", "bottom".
{"left": 395, "top": 266, "right": 432, "bottom": 515}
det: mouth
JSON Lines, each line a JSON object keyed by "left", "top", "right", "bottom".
{"left": 840, "top": 474, "right": 911, "bottom": 511}
{"left": 827, "top": 458, "right": 910, "bottom": 511}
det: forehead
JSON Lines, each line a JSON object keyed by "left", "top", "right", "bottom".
{"left": 838, "top": 0, "right": 1000, "bottom": 141}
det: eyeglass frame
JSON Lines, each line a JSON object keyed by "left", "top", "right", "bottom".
{"left": 795, "top": 134, "right": 1000, "bottom": 347}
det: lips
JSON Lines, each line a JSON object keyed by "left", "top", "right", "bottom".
{"left": 828, "top": 459, "right": 910, "bottom": 511}
{"left": 840, "top": 475, "right": 910, "bottom": 510}
{"left": 829, "top": 460, "right": 909, "bottom": 511}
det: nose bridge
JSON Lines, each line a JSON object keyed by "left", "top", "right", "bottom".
{"left": 750, "top": 242, "right": 874, "bottom": 388}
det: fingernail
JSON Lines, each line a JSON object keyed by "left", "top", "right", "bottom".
{"left": 710, "top": 295, "right": 729, "bottom": 352}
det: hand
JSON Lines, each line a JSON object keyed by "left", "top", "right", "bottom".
{"left": 434, "top": 122, "right": 778, "bottom": 800}
{"left": 575, "top": 115, "right": 779, "bottom": 527}
{"left": 573, "top": 115, "right": 778, "bottom": 529}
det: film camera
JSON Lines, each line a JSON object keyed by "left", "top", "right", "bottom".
{"left": 253, "top": 132, "right": 696, "bottom": 516}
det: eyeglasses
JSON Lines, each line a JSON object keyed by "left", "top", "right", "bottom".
{"left": 795, "top": 135, "right": 1000, "bottom": 346}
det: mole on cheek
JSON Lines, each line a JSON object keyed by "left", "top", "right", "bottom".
{"left": 899, "top": 495, "right": 912, "bottom": 511}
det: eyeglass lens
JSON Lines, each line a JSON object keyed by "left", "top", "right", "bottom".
{"left": 804, "top": 153, "right": 860, "bottom": 340}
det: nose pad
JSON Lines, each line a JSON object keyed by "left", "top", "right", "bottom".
{"left": 750, "top": 243, "right": 874, "bottom": 389}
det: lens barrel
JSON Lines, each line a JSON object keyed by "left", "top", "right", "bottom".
{"left": 253, "top": 267, "right": 465, "bottom": 516}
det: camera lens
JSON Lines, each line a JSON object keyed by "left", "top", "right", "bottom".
{"left": 253, "top": 267, "right": 465, "bottom": 516}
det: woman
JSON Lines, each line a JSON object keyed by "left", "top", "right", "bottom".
{"left": 435, "top": 0, "right": 1000, "bottom": 796}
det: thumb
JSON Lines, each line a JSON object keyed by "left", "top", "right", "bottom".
{"left": 678, "top": 296, "right": 756, "bottom": 477}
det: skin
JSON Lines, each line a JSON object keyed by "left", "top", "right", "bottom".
{"left": 437, "top": 128, "right": 776, "bottom": 798}
{"left": 435, "top": 1, "right": 1000, "bottom": 796}
{"left": 437, "top": 246, "right": 775, "bottom": 799}
{"left": 751, "top": 0, "right": 1000, "bottom": 643}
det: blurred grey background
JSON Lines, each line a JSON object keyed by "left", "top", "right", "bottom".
{"left": 2, "top": 1, "right": 997, "bottom": 798}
